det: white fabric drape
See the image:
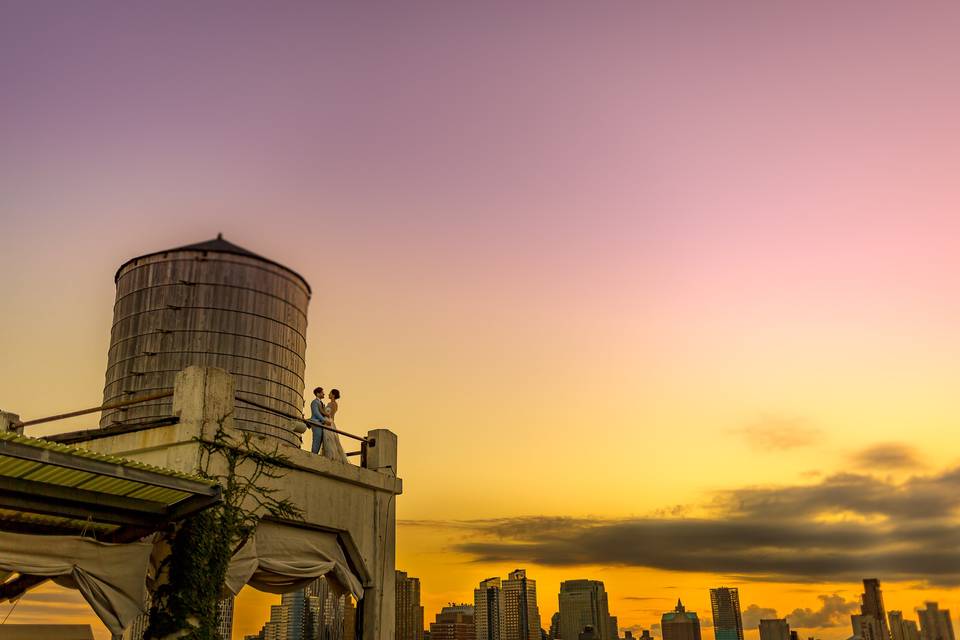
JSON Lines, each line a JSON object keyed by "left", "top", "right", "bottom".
{"left": 0, "top": 531, "right": 151, "bottom": 635}
{"left": 224, "top": 520, "right": 363, "bottom": 599}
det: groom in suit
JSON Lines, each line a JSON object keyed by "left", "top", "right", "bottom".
{"left": 309, "top": 386, "right": 328, "bottom": 454}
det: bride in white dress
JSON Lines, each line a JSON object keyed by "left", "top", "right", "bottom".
{"left": 321, "top": 389, "right": 348, "bottom": 463}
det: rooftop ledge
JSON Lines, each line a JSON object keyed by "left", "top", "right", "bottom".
{"left": 25, "top": 366, "right": 402, "bottom": 497}
{"left": 52, "top": 420, "right": 402, "bottom": 497}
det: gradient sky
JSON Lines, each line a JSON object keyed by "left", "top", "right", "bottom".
{"left": 3, "top": 2, "right": 960, "bottom": 639}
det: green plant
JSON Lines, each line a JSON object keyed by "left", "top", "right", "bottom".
{"left": 143, "top": 420, "right": 303, "bottom": 639}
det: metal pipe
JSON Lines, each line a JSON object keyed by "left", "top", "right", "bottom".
{"left": 20, "top": 390, "right": 175, "bottom": 427}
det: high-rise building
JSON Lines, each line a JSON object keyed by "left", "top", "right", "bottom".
{"left": 608, "top": 616, "right": 618, "bottom": 640}
{"left": 891, "top": 612, "right": 921, "bottom": 640}
{"left": 217, "top": 597, "right": 235, "bottom": 640}
{"left": 244, "top": 577, "right": 351, "bottom": 640}
{"left": 503, "top": 569, "right": 542, "bottom": 640}
{"left": 558, "top": 580, "right": 612, "bottom": 640}
{"left": 759, "top": 619, "right": 791, "bottom": 640}
{"left": 859, "top": 580, "right": 891, "bottom": 640}
{"left": 476, "top": 577, "right": 505, "bottom": 640}
{"left": 397, "top": 571, "right": 425, "bottom": 640}
{"left": 852, "top": 614, "right": 886, "bottom": 640}
{"left": 710, "top": 588, "right": 744, "bottom": 640}
{"left": 344, "top": 597, "right": 358, "bottom": 640}
{"left": 430, "top": 604, "right": 476, "bottom": 640}
{"left": 550, "top": 612, "right": 562, "bottom": 640}
{"left": 662, "top": 600, "right": 702, "bottom": 640}
{"left": 918, "top": 603, "right": 956, "bottom": 640}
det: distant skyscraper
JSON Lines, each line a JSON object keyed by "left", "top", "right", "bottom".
{"left": 662, "top": 600, "right": 702, "bottom": 640}
{"left": 853, "top": 614, "right": 886, "bottom": 640}
{"left": 244, "top": 577, "right": 350, "bottom": 640}
{"left": 558, "top": 580, "right": 612, "bottom": 640}
{"left": 503, "top": 569, "right": 542, "bottom": 640}
{"left": 476, "top": 577, "right": 505, "bottom": 640}
{"left": 918, "top": 603, "right": 956, "bottom": 640}
{"left": 608, "top": 616, "right": 618, "bottom": 640}
{"left": 550, "top": 612, "right": 562, "bottom": 640}
{"left": 431, "top": 604, "right": 476, "bottom": 640}
{"left": 397, "top": 571, "right": 425, "bottom": 640}
{"left": 217, "top": 597, "right": 235, "bottom": 640}
{"left": 710, "top": 588, "right": 744, "bottom": 640}
{"left": 860, "top": 580, "right": 891, "bottom": 640}
{"left": 891, "top": 612, "right": 921, "bottom": 640}
{"left": 891, "top": 612, "right": 922, "bottom": 640}
{"left": 344, "top": 597, "right": 358, "bottom": 640}
{"left": 759, "top": 619, "right": 791, "bottom": 640}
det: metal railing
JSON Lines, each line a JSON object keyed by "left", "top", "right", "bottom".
{"left": 233, "top": 394, "right": 370, "bottom": 465}
{"left": 17, "top": 391, "right": 175, "bottom": 428}
{"left": 9, "top": 389, "right": 372, "bottom": 466}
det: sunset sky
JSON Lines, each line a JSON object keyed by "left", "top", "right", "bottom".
{"left": 3, "top": 2, "right": 960, "bottom": 639}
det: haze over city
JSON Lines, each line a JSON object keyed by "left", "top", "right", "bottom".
{"left": 3, "top": 2, "right": 960, "bottom": 639}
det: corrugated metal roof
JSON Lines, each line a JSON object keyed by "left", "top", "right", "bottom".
{"left": 0, "top": 430, "right": 220, "bottom": 537}
{"left": 0, "top": 431, "right": 215, "bottom": 484}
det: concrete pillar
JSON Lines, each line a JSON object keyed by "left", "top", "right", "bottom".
{"left": 171, "top": 366, "right": 235, "bottom": 473}
{"left": 365, "top": 429, "right": 398, "bottom": 476}
{"left": 0, "top": 412, "right": 22, "bottom": 435}
{"left": 362, "top": 490, "right": 397, "bottom": 640}
{"left": 363, "top": 428, "right": 398, "bottom": 640}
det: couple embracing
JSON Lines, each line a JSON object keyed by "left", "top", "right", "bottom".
{"left": 309, "top": 387, "right": 347, "bottom": 463}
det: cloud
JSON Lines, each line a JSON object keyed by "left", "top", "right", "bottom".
{"left": 414, "top": 465, "right": 960, "bottom": 585}
{"left": 742, "top": 604, "right": 779, "bottom": 629}
{"left": 733, "top": 416, "right": 821, "bottom": 451}
{"left": 786, "top": 594, "right": 859, "bottom": 628}
{"left": 852, "top": 443, "right": 922, "bottom": 470}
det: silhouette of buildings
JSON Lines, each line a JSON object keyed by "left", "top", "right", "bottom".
{"left": 558, "top": 580, "right": 613, "bottom": 640}
{"left": 890, "top": 612, "right": 921, "bottom": 640}
{"left": 429, "top": 604, "right": 475, "bottom": 640}
{"left": 759, "top": 619, "right": 791, "bottom": 640}
{"left": 662, "top": 600, "right": 702, "bottom": 640}
{"left": 243, "top": 577, "right": 352, "bottom": 640}
{"left": 918, "top": 603, "right": 956, "bottom": 640}
{"left": 476, "top": 577, "right": 506, "bottom": 640}
{"left": 858, "top": 580, "right": 892, "bottom": 640}
{"left": 397, "top": 571, "right": 425, "bottom": 640}
{"left": 217, "top": 597, "right": 235, "bottom": 640}
{"left": 550, "top": 613, "right": 562, "bottom": 640}
{"left": 710, "top": 588, "right": 744, "bottom": 640}
{"left": 503, "top": 570, "right": 543, "bottom": 640}
{"left": 853, "top": 614, "right": 886, "bottom": 640}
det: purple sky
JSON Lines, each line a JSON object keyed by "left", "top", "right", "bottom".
{"left": 5, "top": 3, "right": 960, "bottom": 638}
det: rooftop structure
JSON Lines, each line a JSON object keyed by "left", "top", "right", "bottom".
{"left": 103, "top": 235, "right": 311, "bottom": 447}
{"left": 0, "top": 237, "right": 402, "bottom": 639}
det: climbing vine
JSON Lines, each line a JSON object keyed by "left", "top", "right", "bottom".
{"left": 143, "top": 418, "right": 303, "bottom": 639}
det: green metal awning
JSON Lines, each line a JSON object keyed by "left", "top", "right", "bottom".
{"left": 0, "top": 431, "right": 221, "bottom": 538}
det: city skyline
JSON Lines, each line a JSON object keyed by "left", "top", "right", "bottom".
{"left": 6, "top": 2, "right": 960, "bottom": 638}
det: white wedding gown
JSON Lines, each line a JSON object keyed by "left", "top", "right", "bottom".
{"left": 322, "top": 418, "right": 348, "bottom": 463}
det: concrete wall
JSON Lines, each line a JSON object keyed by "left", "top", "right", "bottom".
{"left": 73, "top": 367, "right": 400, "bottom": 640}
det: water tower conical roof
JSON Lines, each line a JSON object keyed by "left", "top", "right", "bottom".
{"left": 114, "top": 233, "right": 311, "bottom": 294}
